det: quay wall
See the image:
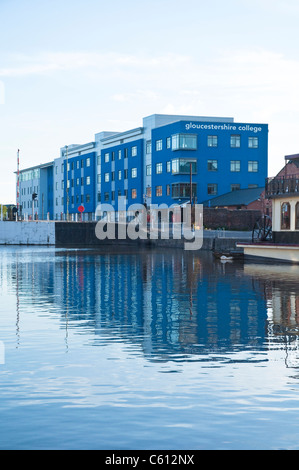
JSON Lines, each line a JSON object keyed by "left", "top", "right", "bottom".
{"left": 0, "top": 221, "right": 251, "bottom": 252}
{"left": 0, "top": 221, "right": 55, "bottom": 245}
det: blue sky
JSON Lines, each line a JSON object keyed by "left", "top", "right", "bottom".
{"left": 1, "top": 0, "right": 299, "bottom": 202}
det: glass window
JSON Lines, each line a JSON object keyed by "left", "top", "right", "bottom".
{"left": 118, "top": 150, "right": 121, "bottom": 160}
{"left": 146, "top": 187, "right": 151, "bottom": 197}
{"left": 104, "top": 192, "right": 109, "bottom": 201}
{"left": 105, "top": 173, "right": 109, "bottom": 182}
{"left": 248, "top": 160, "right": 258, "bottom": 172}
{"left": 156, "top": 163, "right": 162, "bottom": 174}
{"left": 124, "top": 169, "right": 128, "bottom": 179}
{"left": 156, "top": 185, "right": 162, "bottom": 197}
{"left": 86, "top": 176, "right": 91, "bottom": 185}
{"left": 207, "top": 160, "right": 218, "bottom": 171}
{"left": 131, "top": 168, "right": 137, "bottom": 178}
{"left": 166, "top": 161, "right": 171, "bottom": 172}
{"left": 131, "top": 189, "right": 137, "bottom": 199}
{"left": 86, "top": 158, "right": 91, "bottom": 167}
{"left": 230, "top": 135, "right": 241, "bottom": 148}
{"left": 230, "top": 160, "right": 241, "bottom": 172}
{"left": 172, "top": 158, "right": 197, "bottom": 174}
{"left": 248, "top": 137, "right": 259, "bottom": 148}
{"left": 105, "top": 153, "right": 109, "bottom": 163}
{"left": 146, "top": 164, "right": 151, "bottom": 176}
{"left": 118, "top": 170, "right": 122, "bottom": 180}
{"left": 296, "top": 202, "right": 299, "bottom": 230}
{"left": 156, "top": 140, "right": 163, "bottom": 151}
{"left": 172, "top": 134, "right": 197, "bottom": 151}
{"left": 231, "top": 184, "right": 241, "bottom": 191}
{"left": 281, "top": 202, "right": 291, "bottom": 230}
{"left": 146, "top": 141, "right": 152, "bottom": 154}
{"left": 86, "top": 194, "right": 90, "bottom": 203}
{"left": 207, "top": 184, "right": 218, "bottom": 195}
{"left": 172, "top": 183, "right": 197, "bottom": 199}
{"left": 207, "top": 136, "right": 218, "bottom": 147}
{"left": 166, "top": 137, "right": 171, "bottom": 149}
{"left": 132, "top": 146, "right": 137, "bottom": 157}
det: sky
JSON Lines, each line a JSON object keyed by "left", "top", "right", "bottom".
{"left": 1, "top": 0, "right": 299, "bottom": 203}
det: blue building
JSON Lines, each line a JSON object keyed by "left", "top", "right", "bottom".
{"left": 16, "top": 114, "right": 268, "bottom": 220}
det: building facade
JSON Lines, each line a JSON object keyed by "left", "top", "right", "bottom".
{"left": 16, "top": 114, "right": 268, "bottom": 220}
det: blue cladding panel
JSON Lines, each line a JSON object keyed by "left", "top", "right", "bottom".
{"left": 101, "top": 139, "right": 144, "bottom": 209}
{"left": 64, "top": 152, "right": 96, "bottom": 214}
{"left": 151, "top": 120, "right": 268, "bottom": 205}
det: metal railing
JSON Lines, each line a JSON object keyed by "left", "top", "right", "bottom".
{"left": 265, "top": 174, "right": 299, "bottom": 198}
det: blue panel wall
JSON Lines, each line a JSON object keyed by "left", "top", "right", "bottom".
{"left": 64, "top": 151, "right": 96, "bottom": 215}
{"left": 151, "top": 120, "right": 268, "bottom": 205}
{"left": 100, "top": 139, "right": 144, "bottom": 210}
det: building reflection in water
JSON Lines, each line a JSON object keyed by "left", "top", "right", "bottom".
{"left": 3, "top": 247, "right": 299, "bottom": 364}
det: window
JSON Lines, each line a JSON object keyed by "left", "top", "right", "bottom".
{"left": 166, "top": 161, "right": 171, "bottom": 173}
{"left": 111, "top": 191, "right": 115, "bottom": 202}
{"left": 166, "top": 184, "right": 170, "bottom": 196}
{"left": 231, "top": 184, "right": 241, "bottom": 191}
{"left": 131, "top": 168, "right": 137, "bottom": 178}
{"left": 156, "top": 139, "right": 163, "bottom": 151}
{"left": 105, "top": 153, "right": 109, "bottom": 163}
{"left": 124, "top": 148, "right": 128, "bottom": 159}
{"left": 172, "top": 183, "right": 197, "bottom": 199}
{"left": 296, "top": 202, "right": 299, "bottom": 230}
{"left": 146, "top": 141, "right": 152, "bottom": 154}
{"left": 86, "top": 194, "right": 90, "bottom": 203}
{"left": 118, "top": 150, "right": 121, "bottom": 160}
{"left": 156, "top": 163, "right": 163, "bottom": 174}
{"left": 104, "top": 192, "right": 109, "bottom": 202}
{"left": 230, "top": 135, "right": 241, "bottom": 148}
{"left": 230, "top": 160, "right": 240, "bottom": 172}
{"left": 207, "top": 160, "right": 218, "bottom": 171}
{"left": 111, "top": 171, "right": 115, "bottom": 181}
{"left": 97, "top": 155, "right": 101, "bottom": 165}
{"left": 248, "top": 160, "right": 258, "bottom": 172}
{"left": 97, "top": 174, "right": 101, "bottom": 183}
{"left": 156, "top": 185, "right": 162, "bottom": 197}
{"left": 172, "top": 158, "right": 197, "bottom": 174}
{"left": 132, "top": 146, "right": 137, "bottom": 157}
{"left": 97, "top": 192, "right": 101, "bottom": 203}
{"left": 248, "top": 184, "right": 258, "bottom": 188}
{"left": 105, "top": 173, "right": 109, "bottom": 182}
{"left": 172, "top": 134, "right": 197, "bottom": 151}
{"left": 86, "top": 176, "right": 91, "bottom": 185}
{"left": 76, "top": 178, "right": 80, "bottom": 186}
{"left": 167, "top": 137, "right": 171, "bottom": 149}
{"left": 118, "top": 170, "right": 122, "bottom": 180}
{"left": 146, "top": 187, "right": 152, "bottom": 197}
{"left": 248, "top": 137, "right": 259, "bottom": 148}
{"left": 131, "top": 189, "right": 137, "bottom": 199}
{"left": 207, "top": 135, "right": 218, "bottom": 147}
{"left": 124, "top": 169, "right": 128, "bottom": 179}
{"left": 146, "top": 164, "right": 151, "bottom": 176}
{"left": 111, "top": 151, "right": 115, "bottom": 161}
{"left": 207, "top": 184, "right": 218, "bottom": 195}
{"left": 86, "top": 158, "right": 91, "bottom": 167}
{"left": 281, "top": 202, "right": 291, "bottom": 230}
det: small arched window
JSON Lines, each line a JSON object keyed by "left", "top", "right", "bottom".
{"left": 296, "top": 202, "right": 299, "bottom": 230}
{"left": 281, "top": 202, "right": 291, "bottom": 230}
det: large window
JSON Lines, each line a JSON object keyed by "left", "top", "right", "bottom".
{"left": 156, "top": 140, "right": 163, "bottom": 151}
{"left": 207, "top": 135, "right": 218, "bottom": 147}
{"left": 207, "top": 184, "right": 217, "bottom": 195}
{"left": 248, "top": 160, "right": 258, "bottom": 172}
{"left": 156, "top": 186, "right": 162, "bottom": 197}
{"left": 248, "top": 137, "right": 259, "bottom": 148}
{"left": 172, "top": 134, "right": 197, "bottom": 151}
{"left": 172, "top": 158, "right": 197, "bottom": 174}
{"left": 156, "top": 163, "right": 163, "bottom": 174}
{"left": 131, "top": 168, "right": 137, "bottom": 178}
{"left": 230, "top": 160, "right": 241, "bottom": 172}
{"left": 172, "top": 183, "right": 197, "bottom": 199}
{"left": 207, "top": 160, "right": 218, "bottom": 171}
{"left": 281, "top": 202, "right": 291, "bottom": 230}
{"left": 230, "top": 135, "right": 241, "bottom": 148}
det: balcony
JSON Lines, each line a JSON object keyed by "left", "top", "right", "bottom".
{"left": 265, "top": 174, "right": 299, "bottom": 198}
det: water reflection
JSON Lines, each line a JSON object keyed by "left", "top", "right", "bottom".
{"left": 0, "top": 247, "right": 273, "bottom": 361}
